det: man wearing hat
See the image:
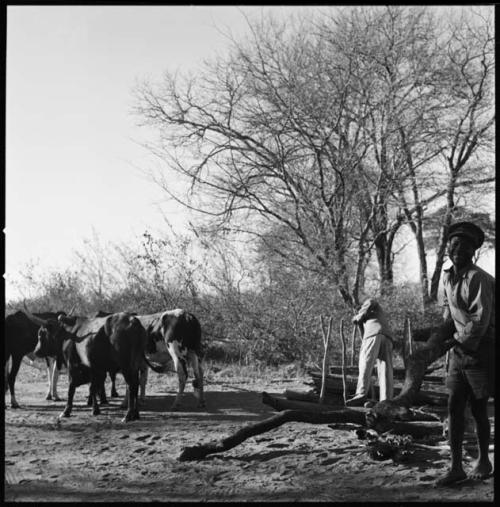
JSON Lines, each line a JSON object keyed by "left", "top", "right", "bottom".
{"left": 346, "top": 298, "right": 395, "bottom": 407}
{"left": 436, "top": 221, "right": 495, "bottom": 486}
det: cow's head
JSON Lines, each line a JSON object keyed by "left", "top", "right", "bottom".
{"left": 57, "top": 314, "right": 78, "bottom": 328}
{"left": 35, "top": 319, "right": 64, "bottom": 358}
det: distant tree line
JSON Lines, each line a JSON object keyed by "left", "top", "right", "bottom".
{"left": 6, "top": 227, "right": 444, "bottom": 367}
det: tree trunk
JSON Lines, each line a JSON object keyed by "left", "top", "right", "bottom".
{"left": 429, "top": 178, "right": 456, "bottom": 301}
{"left": 367, "top": 320, "right": 455, "bottom": 431}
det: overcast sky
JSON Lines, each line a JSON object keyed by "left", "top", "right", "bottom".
{"left": 5, "top": 5, "right": 314, "bottom": 299}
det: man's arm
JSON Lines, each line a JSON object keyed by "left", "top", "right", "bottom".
{"left": 454, "top": 272, "right": 494, "bottom": 352}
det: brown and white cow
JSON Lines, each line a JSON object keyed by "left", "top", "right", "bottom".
{"left": 139, "top": 309, "right": 205, "bottom": 410}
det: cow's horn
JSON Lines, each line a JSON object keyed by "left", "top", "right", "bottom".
{"left": 68, "top": 304, "right": 76, "bottom": 316}
{"left": 23, "top": 300, "right": 47, "bottom": 326}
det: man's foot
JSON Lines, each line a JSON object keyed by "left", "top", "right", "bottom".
{"left": 469, "top": 460, "right": 493, "bottom": 480}
{"left": 345, "top": 395, "right": 367, "bottom": 407}
{"left": 435, "top": 469, "right": 467, "bottom": 487}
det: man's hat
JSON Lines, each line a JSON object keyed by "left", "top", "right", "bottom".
{"left": 447, "top": 221, "right": 485, "bottom": 249}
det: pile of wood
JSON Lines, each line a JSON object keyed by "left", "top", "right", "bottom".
{"left": 306, "top": 366, "right": 448, "bottom": 407}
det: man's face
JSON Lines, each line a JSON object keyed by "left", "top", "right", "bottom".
{"left": 447, "top": 235, "right": 476, "bottom": 269}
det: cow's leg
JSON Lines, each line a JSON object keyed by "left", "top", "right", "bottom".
{"left": 89, "top": 380, "right": 101, "bottom": 416}
{"left": 122, "top": 371, "right": 140, "bottom": 422}
{"left": 60, "top": 382, "right": 76, "bottom": 418}
{"left": 98, "top": 383, "right": 109, "bottom": 405}
{"left": 7, "top": 355, "right": 23, "bottom": 408}
{"left": 110, "top": 370, "right": 119, "bottom": 398}
{"left": 188, "top": 351, "right": 205, "bottom": 408}
{"left": 168, "top": 342, "right": 187, "bottom": 410}
{"left": 46, "top": 358, "right": 61, "bottom": 401}
{"left": 139, "top": 366, "right": 148, "bottom": 404}
{"left": 120, "top": 386, "right": 129, "bottom": 409}
{"left": 5, "top": 356, "right": 12, "bottom": 408}
{"left": 87, "top": 384, "right": 106, "bottom": 406}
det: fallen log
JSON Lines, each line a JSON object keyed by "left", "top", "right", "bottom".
{"left": 265, "top": 393, "right": 441, "bottom": 424}
{"left": 264, "top": 392, "right": 347, "bottom": 413}
{"left": 178, "top": 404, "right": 366, "bottom": 461}
{"left": 177, "top": 393, "right": 444, "bottom": 461}
{"left": 327, "top": 366, "right": 445, "bottom": 383}
{"left": 368, "top": 320, "right": 456, "bottom": 429}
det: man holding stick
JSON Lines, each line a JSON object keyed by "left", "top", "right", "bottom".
{"left": 435, "top": 221, "right": 495, "bottom": 487}
{"left": 346, "top": 298, "right": 394, "bottom": 407}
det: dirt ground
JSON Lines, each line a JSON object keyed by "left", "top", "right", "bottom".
{"left": 4, "top": 361, "right": 494, "bottom": 502}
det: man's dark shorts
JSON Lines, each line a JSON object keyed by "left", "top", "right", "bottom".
{"left": 446, "top": 341, "right": 495, "bottom": 400}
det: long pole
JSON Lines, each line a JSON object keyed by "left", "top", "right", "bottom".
{"left": 319, "top": 315, "right": 333, "bottom": 404}
{"left": 407, "top": 317, "right": 413, "bottom": 355}
{"left": 350, "top": 324, "right": 357, "bottom": 367}
{"left": 340, "top": 318, "right": 348, "bottom": 405}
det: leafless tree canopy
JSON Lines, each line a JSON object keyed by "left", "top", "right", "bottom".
{"left": 133, "top": 6, "right": 494, "bottom": 307}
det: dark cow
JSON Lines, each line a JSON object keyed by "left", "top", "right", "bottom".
{"left": 90, "top": 310, "right": 148, "bottom": 404}
{"left": 34, "top": 312, "right": 147, "bottom": 422}
{"left": 5, "top": 310, "right": 67, "bottom": 408}
{"left": 139, "top": 309, "right": 205, "bottom": 410}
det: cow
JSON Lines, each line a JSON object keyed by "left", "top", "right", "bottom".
{"left": 139, "top": 309, "right": 205, "bottom": 410}
{"left": 33, "top": 311, "right": 147, "bottom": 422}
{"left": 5, "top": 309, "right": 67, "bottom": 408}
{"left": 90, "top": 310, "right": 148, "bottom": 405}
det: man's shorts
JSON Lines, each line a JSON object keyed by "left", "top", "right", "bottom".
{"left": 446, "top": 344, "right": 495, "bottom": 400}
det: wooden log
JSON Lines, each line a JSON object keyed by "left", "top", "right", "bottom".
{"left": 263, "top": 394, "right": 444, "bottom": 437}
{"left": 178, "top": 402, "right": 366, "bottom": 461}
{"left": 285, "top": 389, "right": 322, "bottom": 403}
{"left": 177, "top": 393, "right": 444, "bottom": 461}
{"left": 309, "top": 373, "right": 448, "bottom": 406}
{"left": 368, "top": 320, "right": 456, "bottom": 428}
{"left": 263, "top": 393, "right": 345, "bottom": 412}
{"left": 327, "top": 366, "right": 444, "bottom": 382}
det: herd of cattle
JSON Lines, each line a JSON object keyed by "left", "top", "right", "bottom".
{"left": 5, "top": 306, "right": 205, "bottom": 422}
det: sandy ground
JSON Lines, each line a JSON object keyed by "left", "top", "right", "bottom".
{"left": 4, "top": 361, "right": 494, "bottom": 502}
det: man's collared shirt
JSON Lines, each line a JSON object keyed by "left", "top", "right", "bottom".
{"left": 442, "top": 262, "right": 495, "bottom": 352}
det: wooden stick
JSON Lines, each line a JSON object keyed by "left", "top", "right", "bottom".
{"left": 350, "top": 324, "right": 357, "bottom": 367}
{"left": 402, "top": 317, "right": 408, "bottom": 368}
{"left": 407, "top": 317, "right": 413, "bottom": 355}
{"left": 339, "top": 318, "right": 348, "bottom": 405}
{"left": 319, "top": 315, "right": 333, "bottom": 404}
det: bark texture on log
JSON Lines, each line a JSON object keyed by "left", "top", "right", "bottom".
{"left": 367, "top": 320, "right": 455, "bottom": 429}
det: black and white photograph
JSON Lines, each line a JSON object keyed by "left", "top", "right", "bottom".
{"left": 4, "top": 4, "right": 495, "bottom": 502}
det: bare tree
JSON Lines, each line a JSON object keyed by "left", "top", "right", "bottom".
{"left": 133, "top": 12, "right": 371, "bottom": 307}
{"left": 427, "top": 10, "right": 495, "bottom": 301}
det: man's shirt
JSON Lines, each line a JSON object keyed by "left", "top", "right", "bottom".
{"left": 442, "top": 263, "right": 495, "bottom": 352}
{"left": 353, "top": 298, "right": 394, "bottom": 341}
